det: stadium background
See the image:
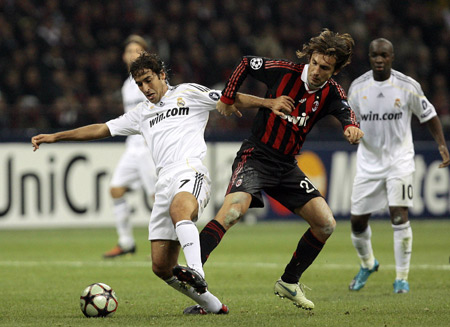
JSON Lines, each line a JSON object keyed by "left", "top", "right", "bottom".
{"left": 1, "top": 0, "right": 449, "bottom": 228}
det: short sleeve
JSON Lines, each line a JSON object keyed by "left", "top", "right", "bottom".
{"left": 106, "top": 107, "right": 141, "bottom": 136}
{"left": 409, "top": 89, "right": 437, "bottom": 124}
{"left": 187, "top": 84, "right": 222, "bottom": 111}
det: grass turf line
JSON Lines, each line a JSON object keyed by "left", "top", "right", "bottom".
{"left": 0, "top": 220, "right": 449, "bottom": 327}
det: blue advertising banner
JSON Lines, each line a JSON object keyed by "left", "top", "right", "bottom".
{"left": 1, "top": 141, "right": 448, "bottom": 229}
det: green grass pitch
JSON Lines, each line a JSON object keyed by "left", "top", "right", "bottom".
{"left": 0, "top": 220, "right": 449, "bottom": 327}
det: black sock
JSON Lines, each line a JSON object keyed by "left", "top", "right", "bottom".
{"left": 200, "top": 220, "right": 227, "bottom": 264}
{"left": 281, "top": 228, "right": 325, "bottom": 284}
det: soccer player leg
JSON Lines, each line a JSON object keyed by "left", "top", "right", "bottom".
{"left": 350, "top": 213, "right": 374, "bottom": 269}
{"left": 348, "top": 177, "right": 386, "bottom": 290}
{"left": 200, "top": 159, "right": 259, "bottom": 265}
{"left": 387, "top": 175, "right": 413, "bottom": 293}
{"left": 269, "top": 168, "right": 328, "bottom": 309}
{"left": 216, "top": 192, "right": 253, "bottom": 229}
{"left": 200, "top": 191, "right": 252, "bottom": 265}
{"left": 349, "top": 215, "right": 380, "bottom": 291}
{"left": 110, "top": 186, "right": 133, "bottom": 242}
{"left": 138, "top": 148, "right": 157, "bottom": 208}
{"left": 151, "top": 240, "right": 225, "bottom": 314}
{"left": 274, "top": 197, "right": 332, "bottom": 310}
{"left": 151, "top": 239, "right": 180, "bottom": 280}
{"left": 169, "top": 166, "right": 212, "bottom": 290}
{"left": 171, "top": 192, "right": 208, "bottom": 294}
{"left": 287, "top": 197, "right": 335, "bottom": 281}
{"left": 104, "top": 152, "right": 141, "bottom": 258}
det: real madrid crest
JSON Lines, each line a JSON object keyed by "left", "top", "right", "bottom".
{"left": 177, "top": 97, "right": 185, "bottom": 107}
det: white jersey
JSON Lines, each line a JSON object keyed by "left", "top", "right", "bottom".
{"left": 348, "top": 69, "right": 436, "bottom": 179}
{"left": 106, "top": 83, "right": 221, "bottom": 174}
{"left": 122, "top": 76, "right": 148, "bottom": 147}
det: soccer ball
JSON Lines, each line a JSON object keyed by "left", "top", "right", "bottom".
{"left": 80, "top": 283, "right": 118, "bottom": 317}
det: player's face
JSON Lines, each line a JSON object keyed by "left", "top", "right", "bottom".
{"left": 123, "top": 43, "right": 145, "bottom": 69}
{"left": 307, "top": 52, "right": 337, "bottom": 89}
{"left": 369, "top": 41, "right": 394, "bottom": 81}
{"left": 134, "top": 69, "right": 168, "bottom": 104}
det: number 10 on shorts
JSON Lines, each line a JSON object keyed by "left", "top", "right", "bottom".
{"left": 402, "top": 184, "right": 413, "bottom": 200}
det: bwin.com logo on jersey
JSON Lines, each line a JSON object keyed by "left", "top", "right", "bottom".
{"left": 250, "top": 57, "right": 263, "bottom": 70}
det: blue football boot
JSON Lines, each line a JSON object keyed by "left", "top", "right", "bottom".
{"left": 393, "top": 279, "right": 410, "bottom": 293}
{"left": 349, "top": 259, "right": 379, "bottom": 291}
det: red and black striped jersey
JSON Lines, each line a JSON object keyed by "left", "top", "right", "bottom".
{"left": 221, "top": 56, "right": 359, "bottom": 157}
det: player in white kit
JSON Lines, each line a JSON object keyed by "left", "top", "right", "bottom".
{"left": 103, "top": 35, "right": 157, "bottom": 259}
{"left": 31, "top": 51, "right": 266, "bottom": 314}
{"left": 347, "top": 38, "right": 450, "bottom": 293}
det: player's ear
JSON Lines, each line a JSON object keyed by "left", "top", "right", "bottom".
{"left": 333, "top": 68, "right": 341, "bottom": 76}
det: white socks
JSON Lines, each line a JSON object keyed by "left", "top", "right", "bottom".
{"left": 113, "top": 198, "right": 135, "bottom": 250}
{"left": 168, "top": 220, "right": 220, "bottom": 313}
{"left": 392, "top": 221, "right": 412, "bottom": 280}
{"left": 175, "top": 220, "right": 204, "bottom": 277}
{"left": 165, "top": 276, "right": 222, "bottom": 313}
{"left": 351, "top": 225, "right": 375, "bottom": 269}
{"left": 352, "top": 222, "right": 413, "bottom": 280}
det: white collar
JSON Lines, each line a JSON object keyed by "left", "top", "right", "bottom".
{"left": 371, "top": 71, "right": 392, "bottom": 85}
{"left": 301, "top": 64, "right": 328, "bottom": 93}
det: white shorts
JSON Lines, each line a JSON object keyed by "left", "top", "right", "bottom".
{"left": 148, "top": 159, "right": 211, "bottom": 241}
{"left": 110, "top": 145, "right": 156, "bottom": 195}
{"left": 351, "top": 174, "right": 413, "bottom": 215}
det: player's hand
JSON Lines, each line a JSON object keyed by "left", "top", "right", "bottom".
{"left": 344, "top": 126, "right": 364, "bottom": 144}
{"left": 31, "top": 134, "right": 56, "bottom": 152}
{"left": 438, "top": 145, "right": 450, "bottom": 168}
{"left": 216, "top": 99, "right": 242, "bottom": 118}
{"left": 265, "top": 96, "right": 295, "bottom": 118}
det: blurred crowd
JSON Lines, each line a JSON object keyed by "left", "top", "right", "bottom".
{"left": 0, "top": 0, "right": 449, "bottom": 141}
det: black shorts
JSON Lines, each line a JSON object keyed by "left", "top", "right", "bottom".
{"left": 226, "top": 139, "right": 322, "bottom": 212}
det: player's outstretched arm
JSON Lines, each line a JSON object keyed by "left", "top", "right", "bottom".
{"left": 216, "top": 99, "right": 242, "bottom": 118}
{"left": 261, "top": 96, "right": 295, "bottom": 118}
{"left": 425, "top": 116, "right": 450, "bottom": 168}
{"left": 31, "top": 123, "right": 111, "bottom": 152}
{"left": 232, "top": 93, "right": 294, "bottom": 117}
{"left": 344, "top": 126, "right": 364, "bottom": 144}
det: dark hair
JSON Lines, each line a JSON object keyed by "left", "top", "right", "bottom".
{"left": 296, "top": 28, "right": 355, "bottom": 71}
{"left": 130, "top": 51, "right": 167, "bottom": 80}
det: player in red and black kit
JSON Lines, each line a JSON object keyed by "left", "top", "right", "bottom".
{"left": 177, "top": 29, "right": 364, "bottom": 312}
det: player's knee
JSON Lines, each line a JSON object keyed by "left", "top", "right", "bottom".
{"left": 351, "top": 218, "right": 367, "bottom": 233}
{"left": 350, "top": 215, "right": 368, "bottom": 234}
{"left": 223, "top": 205, "right": 244, "bottom": 228}
{"left": 321, "top": 216, "right": 336, "bottom": 237}
{"left": 391, "top": 215, "right": 404, "bottom": 225}
{"left": 311, "top": 217, "right": 335, "bottom": 243}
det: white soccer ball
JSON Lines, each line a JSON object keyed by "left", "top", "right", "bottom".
{"left": 80, "top": 283, "right": 118, "bottom": 318}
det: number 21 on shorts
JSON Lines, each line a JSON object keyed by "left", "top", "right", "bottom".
{"left": 300, "top": 177, "right": 317, "bottom": 194}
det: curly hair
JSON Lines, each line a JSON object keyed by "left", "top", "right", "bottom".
{"left": 296, "top": 29, "right": 355, "bottom": 71}
{"left": 130, "top": 51, "right": 167, "bottom": 80}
